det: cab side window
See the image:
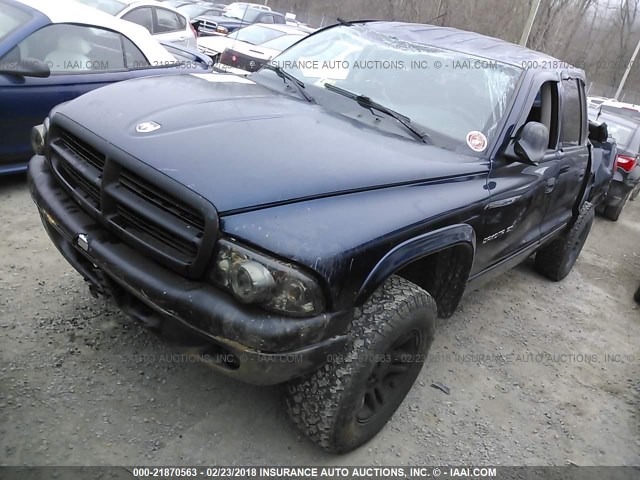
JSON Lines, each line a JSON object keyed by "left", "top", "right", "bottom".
{"left": 0, "top": 24, "right": 129, "bottom": 73}
{"left": 122, "top": 8, "right": 154, "bottom": 33}
{"left": 560, "top": 78, "right": 583, "bottom": 147}
{"left": 155, "top": 8, "right": 186, "bottom": 33}
{"left": 525, "top": 81, "right": 560, "bottom": 150}
{"left": 260, "top": 14, "right": 275, "bottom": 24}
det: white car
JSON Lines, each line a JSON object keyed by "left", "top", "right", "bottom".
{"left": 198, "top": 23, "right": 307, "bottom": 71}
{"left": 224, "top": 2, "right": 271, "bottom": 12}
{"left": 587, "top": 95, "right": 610, "bottom": 110}
{"left": 74, "top": 0, "right": 196, "bottom": 49}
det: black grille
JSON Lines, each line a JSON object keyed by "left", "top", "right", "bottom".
{"left": 56, "top": 159, "right": 101, "bottom": 208}
{"left": 49, "top": 127, "right": 214, "bottom": 277}
{"left": 113, "top": 205, "right": 199, "bottom": 263}
{"left": 119, "top": 169, "right": 205, "bottom": 232}
{"left": 59, "top": 130, "right": 106, "bottom": 174}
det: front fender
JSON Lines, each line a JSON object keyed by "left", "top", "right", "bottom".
{"left": 355, "top": 224, "right": 476, "bottom": 307}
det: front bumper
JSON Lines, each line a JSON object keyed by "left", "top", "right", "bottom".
{"left": 28, "top": 155, "right": 351, "bottom": 385}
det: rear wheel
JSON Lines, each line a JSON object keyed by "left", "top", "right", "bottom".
{"left": 286, "top": 275, "right": 436, "bottom": 453}
{"left": 535, "top": 202, "right": 595, "bottom": 281}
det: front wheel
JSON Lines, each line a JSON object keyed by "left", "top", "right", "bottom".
{"left": 286, "top": 276, "right": 436, "bottom": 453}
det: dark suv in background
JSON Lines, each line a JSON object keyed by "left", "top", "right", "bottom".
{"left": 591, "top": 109, "right": 640, "bottom": 220}
{"left": 196, "top": 4, "right": 285, "bottom": 36}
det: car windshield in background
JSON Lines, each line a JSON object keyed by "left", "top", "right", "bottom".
{"left": 270, "top": 25, "right": 522, "bottom": 153}
{"left": 0, "top": 2, "right": 32, "bottom": 42}
{"left": 229, "top": 24, "right": 284, "bottom": 45}
{"left": 600, "top": 105, "right": 640, "bottom": 121}
{"left": 74, "top": 0, "right": 128, "bottom": 15}
{"left": 599, "top": 114, "right": 640, "bottom": 150}
{"left": 261, "top": 34, "right": 305, "bottom": 51}
{"left": 223, "top": 6, "right": 261, "bottom": 22}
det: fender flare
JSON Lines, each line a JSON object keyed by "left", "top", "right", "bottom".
{"left": 354, "top": 224, "right": 476, "bottom": 307}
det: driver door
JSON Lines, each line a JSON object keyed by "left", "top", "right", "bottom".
{"left": 473, "top": 76, "right": 563, "bottom": 277}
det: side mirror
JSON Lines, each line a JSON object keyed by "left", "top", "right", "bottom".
{"left": 0, "top": 58, "right": 50, "bottom": 78}
{"left": 506, "top": 121, "right": 549, "bottom": 165}
{"left": 588, "top": 120, "right": 608, "bottom": 144}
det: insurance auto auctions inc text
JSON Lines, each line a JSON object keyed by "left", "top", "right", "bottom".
{"left": 256, "top": 466, "right": 497, "bottom": 478}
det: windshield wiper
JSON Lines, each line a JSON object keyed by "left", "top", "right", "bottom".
{"left": 262, "top": 64, "right": 315, "bottom": 103}
{"left": 324, "top": 83, "right": 431, "bottom": 144}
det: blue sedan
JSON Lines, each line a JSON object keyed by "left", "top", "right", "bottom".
{"left": 0, "top": 0, "right": 212, "bottom": 175}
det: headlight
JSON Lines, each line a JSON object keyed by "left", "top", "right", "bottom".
{"left": 216, "top": 26, "right": 229, "bottom": 34}
{"left": 31, "top": 118, "right": 49, "bottom": 155}
{"left": 212, "top": 239, "right": 325, "bottom": 317}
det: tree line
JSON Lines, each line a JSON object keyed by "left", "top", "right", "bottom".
{"left": 266, "top": 0, "right": 640, "bottom": 99}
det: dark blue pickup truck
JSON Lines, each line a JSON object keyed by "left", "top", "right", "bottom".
{"left": 28, "top": 21, "right": 613, "bottom": 453}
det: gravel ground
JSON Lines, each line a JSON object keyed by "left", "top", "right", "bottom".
{"left": 0, "top": 172, "right": 638, "bottom": 466}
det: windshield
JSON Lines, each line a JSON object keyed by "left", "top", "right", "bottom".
{"left": 270, "top": 25, "right": 522, "bottom": 153}
{"left": 261, "top": 34, "right": 305, "bottom": 51}
{"left": 223, "top": 6, "right": 261, "bottom": 22}
{"left": 74, "top": 0, "right": 127, "bottom": 15}
{"left": 0, "top": 2, "right": 32, "bottom": 43}
{"left": 228, "top": 24, "right": 283, "bottom": 45}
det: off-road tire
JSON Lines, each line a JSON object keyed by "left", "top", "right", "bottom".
{"left": 535, "top": 202, "right": 595, "bottom": 282}
{"left": 604, "top": 191, "right": 630, "bottom": 221}
{"left": 285, "top": 275, "right": 437, "bottom": 454}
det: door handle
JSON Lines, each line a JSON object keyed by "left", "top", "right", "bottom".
{"left": 559, "top": 165, "right": 571, "bottom": 174}
{"left": 545, "top": 178, "right": 556, "bottom": 193}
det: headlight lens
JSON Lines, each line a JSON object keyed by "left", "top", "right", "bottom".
{"left": 31, "top": 118, "right": 48, "bottom": 155}
{"left": 216, "top": 26, "right": 229, "bottom": 34}
{"left": 212, "top": 239, "right": 325, "bottom": 317}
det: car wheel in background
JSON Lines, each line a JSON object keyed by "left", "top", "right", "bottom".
{"left": 604, "top": 192, "right": 631, "bottom": 221}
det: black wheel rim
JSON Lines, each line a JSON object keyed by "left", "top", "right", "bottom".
{"left": 356, "top": 329, "right": 422, "bottom": 424}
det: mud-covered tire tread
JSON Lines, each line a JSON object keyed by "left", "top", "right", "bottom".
{"left": 285, "top": 275, "right": 436, "bottom": 453}
{"left": 535, "top": 201, "right": 595, "bottom": 282}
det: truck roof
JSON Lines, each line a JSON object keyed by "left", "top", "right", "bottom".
{"left": 362, "top": 21, "right": 585, "bottom": 80}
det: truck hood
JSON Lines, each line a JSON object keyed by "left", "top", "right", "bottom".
{"left": 55, "top": 73, "right": 487, "bottom": 214}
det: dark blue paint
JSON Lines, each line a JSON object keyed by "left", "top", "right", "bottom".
{"left": 0, "top": 1, "right": 211, "bottom": 175}
{"left": 32, "top": 22, "right": 606, "bottom": 319}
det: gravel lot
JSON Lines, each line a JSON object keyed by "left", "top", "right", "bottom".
{"left": 1, "top": 172, "right": 638, "bottom": 466}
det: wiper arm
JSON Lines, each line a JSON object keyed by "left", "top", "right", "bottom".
{"left": 262, "top": 64, "right": 315, "bottom": 103}
{"left": 324, "top": 83, "right": 431, "bottom": 144}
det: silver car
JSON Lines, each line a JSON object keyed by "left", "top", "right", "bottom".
{"left": 75, "top": 0, "right": 197, "bottom": 49}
